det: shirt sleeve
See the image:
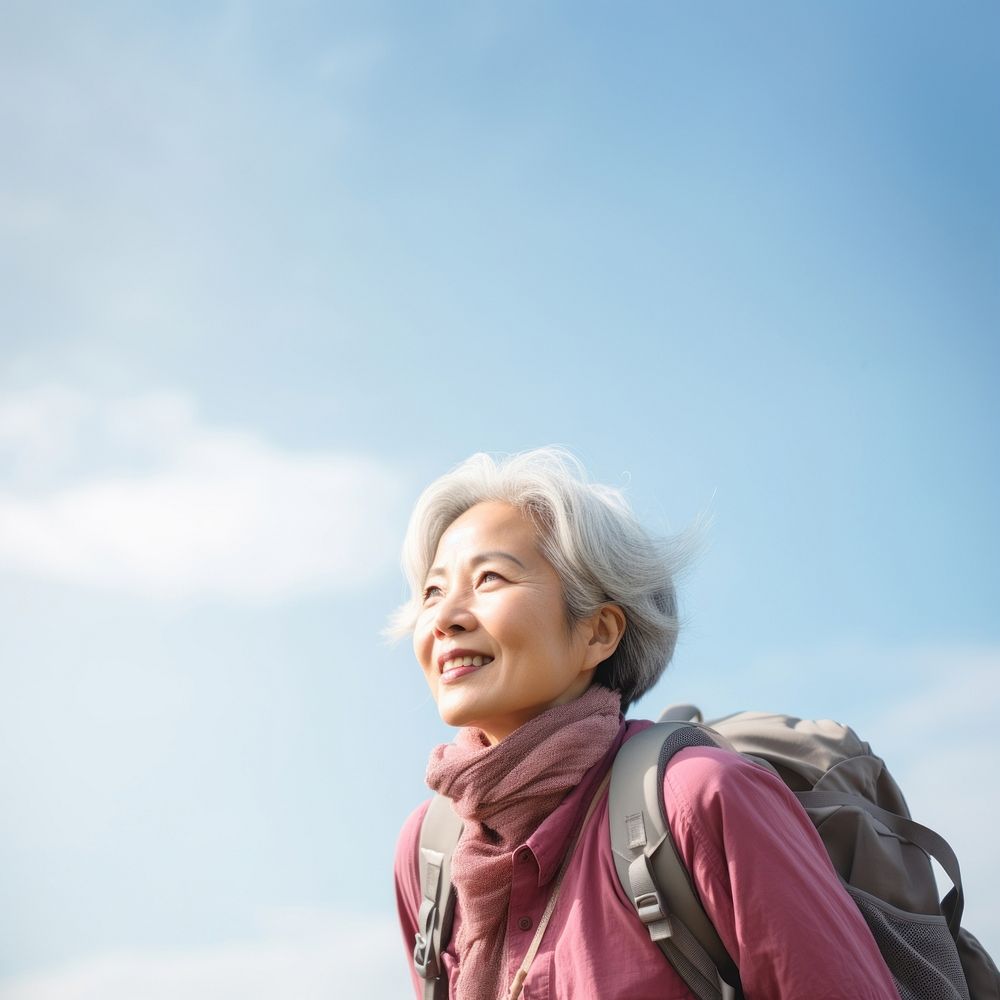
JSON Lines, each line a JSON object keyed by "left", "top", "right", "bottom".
{"left": 394, "top": 799, "right": 432, "bottom": 1000}
{"left": 663, "top": 746, "right": 899, "bottom": 1000}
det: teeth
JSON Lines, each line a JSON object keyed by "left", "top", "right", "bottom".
{"left": 444, "top": 654, "right": 493, "bottom": 670}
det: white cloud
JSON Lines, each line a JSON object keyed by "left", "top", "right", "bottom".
{"left": 0, "top": 387, "right": 403, "bottom": 601}
{"left": 0, "top": 908, "right": 411, "bottom": 1000}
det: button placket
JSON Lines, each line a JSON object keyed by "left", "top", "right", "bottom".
{"left": 509, "top": 845, "right": 542, "bottom": 945}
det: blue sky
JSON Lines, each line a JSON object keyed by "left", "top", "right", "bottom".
{"left": 1, "top": 2, "right": 998, "bottom": 997}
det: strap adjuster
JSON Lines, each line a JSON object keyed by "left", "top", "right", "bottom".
{"left": 629, "top": 853, "right": 674, "bottom": 942}
{"left": 634, "top": 890, "right": 667, "bottom": 925}
{"left": 634, "top": 890, "right": 674, "bottom": 942}
{"left": 413, "top": 898, "right": 440, "bottom": 978}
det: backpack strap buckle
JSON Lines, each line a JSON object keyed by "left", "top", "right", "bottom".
{"left": 413, "top": 903, "right": 439, "bottom": 977}
{"left": 629, "top": 853, "right": 674, "bottom": 941}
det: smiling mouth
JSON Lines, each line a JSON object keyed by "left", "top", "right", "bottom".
{"left": 442, "top": 654, "right": 493, "bottom": 670}
{"left": 440, "top": 654, "right": 494, "bottom": 683}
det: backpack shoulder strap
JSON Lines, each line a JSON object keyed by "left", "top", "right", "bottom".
{"left": 414, "top": 794, "right": 463, "bottom": 1000}
{"left": 609, "top": 721, "right": 742, "bottom": 1000}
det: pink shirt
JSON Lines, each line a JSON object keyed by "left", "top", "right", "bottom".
{"left": 395, "top": 720, "right": 899, "bottom": 999}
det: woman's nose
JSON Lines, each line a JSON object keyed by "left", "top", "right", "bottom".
{"left": 432, "top": 589, "right": 477, "bottom": 637}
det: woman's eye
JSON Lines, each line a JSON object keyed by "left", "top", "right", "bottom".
{"left": 477, "top": 570, "right": 502, "bottom": 586}
{"left": 422, "top": 584, "right": 442, "bottom": 602}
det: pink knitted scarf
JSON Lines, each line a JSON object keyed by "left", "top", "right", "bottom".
{"left": 425, "top": 685, "right": 622, "bottom": 1000}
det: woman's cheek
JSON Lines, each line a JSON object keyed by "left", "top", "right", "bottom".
{"left": 424, "top": 665, "right": 440, "bottom": 700}
{"left": 413, "top": 618, "right": 433, "bottom": 670}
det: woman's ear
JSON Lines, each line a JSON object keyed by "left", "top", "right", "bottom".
{"left": 583, "top": 604, "right": 627, "bottom": 670}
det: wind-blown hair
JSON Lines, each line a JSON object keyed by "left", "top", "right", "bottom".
{"left": 387, "top": 447, "right": 691, "bottom": 711}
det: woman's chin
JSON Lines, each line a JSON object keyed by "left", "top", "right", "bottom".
{"left": 438, "top": 702, "right": 486, "bottom": 732}
{"left": 435, "top": 699, "right": 501, "bottom": 740}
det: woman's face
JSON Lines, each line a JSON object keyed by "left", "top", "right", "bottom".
{"left": 413, "top": 501, "right": 602, "bottom": 744}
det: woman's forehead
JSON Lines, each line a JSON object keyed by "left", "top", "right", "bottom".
{"left": 433, "top": 501, "right": 539, "bottom": 562}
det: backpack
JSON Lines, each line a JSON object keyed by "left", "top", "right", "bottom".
{"left": 412, "top": 705, "right": 1000, "bottom": 1000}
{"left": 611, "top": 705, "right": 1000, "bottom": 1000}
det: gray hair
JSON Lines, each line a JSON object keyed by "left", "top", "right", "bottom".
{"left": 387, "top": 447, "right": 691, "bottom": 711}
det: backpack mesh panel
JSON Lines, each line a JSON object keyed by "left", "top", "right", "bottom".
{"left": 848, "top": 888, "right": 970, "bottom": 1000}
{"left": 655, "top": 727, "right": 722, "bottom": 824}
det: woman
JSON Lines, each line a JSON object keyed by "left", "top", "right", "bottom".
{"left": 392, "top": 448, "right": 897, "bottom": 1000}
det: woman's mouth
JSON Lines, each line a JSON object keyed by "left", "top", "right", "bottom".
{"left": 440, "top": 654, "right": 494, "bottom": 684}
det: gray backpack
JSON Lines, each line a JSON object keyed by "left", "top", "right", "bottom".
{"left": 413, "top": 706, "right": 1000, "bottom": 1000}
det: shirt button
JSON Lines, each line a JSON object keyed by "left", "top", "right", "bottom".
{"left": 516, "top": 849, "right": 532, "bottom": 864}
{"left": 518, "top": 916, "right": 533, "bottom": 932}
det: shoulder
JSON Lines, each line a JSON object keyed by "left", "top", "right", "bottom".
{"left": 664, "top": 742, "right": 816, "bottom": 846}
{"left": 394, "top": 799, "right": 432, "bottom": 887}
{"left": 664, "top": 743, "right": 784, "bottom": 813}
{"left": 620, "top": 721, "right": 788, "bottom": 827}
{"left": 397, "top": 798, "right": 432, "bottom": 847}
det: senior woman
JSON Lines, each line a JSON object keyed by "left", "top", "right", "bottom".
{"left": 392, "top": 448, "right": 896, "bottom": 1000}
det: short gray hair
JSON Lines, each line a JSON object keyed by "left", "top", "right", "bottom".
{"left": 387, "top": 447, "right": 691, "bottom": 710}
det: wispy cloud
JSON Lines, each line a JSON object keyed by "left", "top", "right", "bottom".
{"left": 0, "top": 908, "right": 410, "bottom": 1000}
{"left": 0, "top": 387, "right": 403, "bottom": 601}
